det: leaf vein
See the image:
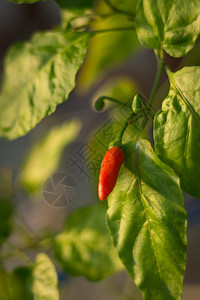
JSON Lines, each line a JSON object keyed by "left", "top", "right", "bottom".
{"left": 5, "top": 33, "right": 87, "bottom": 111}
{"left": 136, "top": 143, "right": 167, "bottom": 300}
{"left": 131, "top": 220, "right": 147, "bottom": 250}
{"left": 183, "top": 115, "right": 191, "bottom": 156}
{"left": 151, "top": 228, "right": 183, "bottom": 271}
{"left": 169, "top": 72, "right": 200, "bottom": 124}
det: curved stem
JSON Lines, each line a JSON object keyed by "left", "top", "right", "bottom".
{"left": 118, "top": 112, "right": 140, "bottom": 143}
{"left": 95, "top": 96, "right": 124, "bottom": 111}
{"left": 100, "top": 96, "right": 123, "bottom": 105}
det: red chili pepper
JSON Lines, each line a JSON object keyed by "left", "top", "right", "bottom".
{"left": 98, "top": 146, "right": 124, "bottom": 201}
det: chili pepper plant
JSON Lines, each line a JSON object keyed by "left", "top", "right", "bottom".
{"left": 0, "top": 0, "right": 200, "bottom": 299}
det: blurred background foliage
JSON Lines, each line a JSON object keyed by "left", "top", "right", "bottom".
{"left": 77, "top": 0, "right": 139, "bottom": 90}
{"left": 18, "top": 119, "right": 82, "bottom": 194}
{"left": 0, "top": 0, "right": 200, "bottom": 299}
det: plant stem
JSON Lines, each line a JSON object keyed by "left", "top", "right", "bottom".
{"left": 99, "top": 96, "right": 124, "bottom": 105}
{"left": 149, "top": 58, "right": 165, "bottom": 108}
{"left": 1, "top": 240, "right": 32, "bottom": 264}
{"left": 95, "top": 96, "right": 124, "bottom": 111}
{"left": 118, "top": 112, "right": 139, "bottom": 143}
{"left": 138, "top": 52, "right": 165, "bottom": 136}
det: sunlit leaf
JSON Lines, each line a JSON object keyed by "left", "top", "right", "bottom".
{"left": 0, "top": 30, "right": 88, "bottom": 139}
{"left": 107, "top": 139, "right": 187, "bottom": 300}
{"left": 54, "top": 205, "right": 123, "bottom": 281}
{"left": 61, "top": 9, "right": 91, "bottom": 30}
{"left": 32, "top": 253, "right": 59, "bottom": 300}
{"left": 0, "top": 256, "right": 59, "bottom": 300}
{"left": 154, "top": 66, "right": 200, "bottom": 199}
{"left": 135, "top": 0, "right": 200, "bottom": 57}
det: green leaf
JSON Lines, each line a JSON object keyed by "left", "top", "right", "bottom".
{"left": 54, "top": 205, "right": 123, "bottom": 281}
{"left": 18, "top": 119, "right": 81, "bottom": 194}
{"left": 107, "top": 139, "right": 187, "bottom": 300}
{"left": 0, "top": 256, "right": 59, "bottom": 300}
{"left": 60, "top": 9, "right": 89, "bottom": 30}
{"left": 154, "top": 66, "right": 200, "bottom": 199}
{"left": 135, "top": 0, "right": 200, "bottom": 57}
{"left": 10, "top": 0, "right": 45, "bottom": 3}
{"left": 77, "top": 1, "right": 139, "bottom": 89}
{"left": 0, "top": 30, "right": 88, "bottom": 139}
{"left": 0, "top": 267, "right": 32, "bottom": 300}
{"left": 32, "top": 253, "right": 59, "bottom": 300}
{"left": 11, "top": 267, "right": 33, "bottom": 300}
{"left": 0, "top": 269, "right": 15, "bottom": 300}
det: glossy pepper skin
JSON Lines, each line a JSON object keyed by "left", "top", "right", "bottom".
{"left": 98, "top": 146, "right": 125, "bottom": 201}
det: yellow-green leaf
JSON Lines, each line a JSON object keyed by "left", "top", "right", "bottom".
{"left": 154, "top": 66, "right": 200, "bottom": 199}
{"left": 0, "top": 30, "right": 88, "bottom": 139}
{"left": 107, "top": 139, "right": 187, "bottom": 300}
{"left": 19, "top": 119, "right": 81, "bottom": 194}
{"left": 135, "top": 0, "right": 200, "bottom": 57}
{"left": 54, "top": 205, "right": 123, "bottom": 281}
